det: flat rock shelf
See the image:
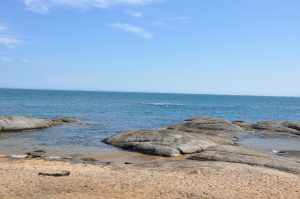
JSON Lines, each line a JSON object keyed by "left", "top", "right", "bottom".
{"left": 104, "top": 117, "right": 300, "bottom": 174}
{"left": 0, "top": 116, "right": 79, "bottom": 133}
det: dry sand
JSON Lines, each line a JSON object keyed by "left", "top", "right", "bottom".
{"left": 0, "top": 152, "right": 300, "bottom": 199}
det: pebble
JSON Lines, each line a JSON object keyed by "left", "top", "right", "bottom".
{"left": 124, "top": 162, "right": 133, "bottom": 165}
{"left": 81, "top": 157, "right": 97, "bottom": 162}
{"left": 189, "top": 170, "right": 202, "bottom": 175}
{"left": 38, "top": 170, "right": 71, "bottom": 177}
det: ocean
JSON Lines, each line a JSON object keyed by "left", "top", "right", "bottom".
{"left": 1, "top": 88, "right": 300, "bottom": 156}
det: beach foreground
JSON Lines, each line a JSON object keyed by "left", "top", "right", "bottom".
{"left": 1, "top": 116, "right": 300, "bottom": 198}
{"left": 0, "top": 154, "right": 300, "bottom": 199}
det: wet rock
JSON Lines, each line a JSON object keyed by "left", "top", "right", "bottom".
{"left": 252, "top": 121, "right": 300, "bottom": 135}
{"left": 275, "top": 151, "right": 300, "bottom": 159}
{"left": 38, "top": 170, "right": 71, "bottom": 177}
{"left": 26, "top": 150, "right": 46, "bottom": 158}
{"left": 0, "top": 116, "right": 79, "bottom": 133}
{"left": 51, "top": 117, "right": 80, "bottom": 125}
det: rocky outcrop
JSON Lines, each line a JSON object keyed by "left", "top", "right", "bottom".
{"left": 251, "top": 121, "right": 300, "bottom": 135}
{"left": 104, "top": 117, "right": 300, "bottom": 157}
{"left": 104, "top": 117, "right": 245, "bottom": 157}
{"left": 0, "top": 116, "right": 78, "bottom": 133}
{"left": 104, "top": 117, "right": 300, "bottom": 174}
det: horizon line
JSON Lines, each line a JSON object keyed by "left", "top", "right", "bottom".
{"left": 1, "top": 87, "right": 300, "bottom": 98}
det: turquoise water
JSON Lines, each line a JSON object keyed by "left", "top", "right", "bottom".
{"left": 1, "top": 88, "right": 300, "bottom": 155}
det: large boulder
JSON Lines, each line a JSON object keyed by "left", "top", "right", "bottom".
{"left": 0, "top": 116, "right": 78, "bottom": 133}
{"left": 104, "top": 117, "right": 244, "bottom": 157}
{"left": 104, "top": 129, "right": 217, "bottom": 157}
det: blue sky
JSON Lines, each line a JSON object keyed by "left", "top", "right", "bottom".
{"left": 1, "top": 0, "right": 300, "bottom": 96}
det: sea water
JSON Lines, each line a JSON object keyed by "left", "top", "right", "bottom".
{"left": 1, "top": 88, "right": 300, "bottom": 156}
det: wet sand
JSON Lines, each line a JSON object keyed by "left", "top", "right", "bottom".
{"left": 0, "top": 152, "right": 300, "bottom": 199}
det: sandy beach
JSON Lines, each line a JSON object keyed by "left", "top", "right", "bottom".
{"left": 1, "top": 116, "right": 300, "bottom": 199}
{"left": 0, "top": 152, "right": 300, "bottom": 199}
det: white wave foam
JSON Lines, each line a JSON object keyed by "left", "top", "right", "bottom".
{"left": 141, "top": 102, "right": 185, "bottom": 107}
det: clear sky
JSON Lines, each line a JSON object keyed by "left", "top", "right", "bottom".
{"left": 1, "top": 0, "right": 300, "bottom": 96}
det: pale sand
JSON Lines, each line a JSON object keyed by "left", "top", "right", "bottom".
{"left": 0, "top": 152, "right": 300, "bottom": 199}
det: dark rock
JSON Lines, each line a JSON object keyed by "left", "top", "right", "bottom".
{"left": 51, "top": 117, "right": 80, "bottom": 125}
{"left": 62, "top": 156, "right": 73, "bottom": 160}
{"left": 81, "top": 157, "right": 97, "bottom": 162}
{"left": 38, "top": 170, "right": 71, "bottom": 177}
{"left": 26, "top": 150, "right": 46, "bottom": 158}
{"left": 124, "top": 162, "right": 133, "bottom": 165}
{"left": 33, "top": 149, "right": 46, "bottom": 153}
{"left": 275, "top": 151, "right": 300, "bottom": 159}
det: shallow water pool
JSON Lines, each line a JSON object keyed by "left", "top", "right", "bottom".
{"left": 239, "top": 135, "right": 300, "bottom": 153}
